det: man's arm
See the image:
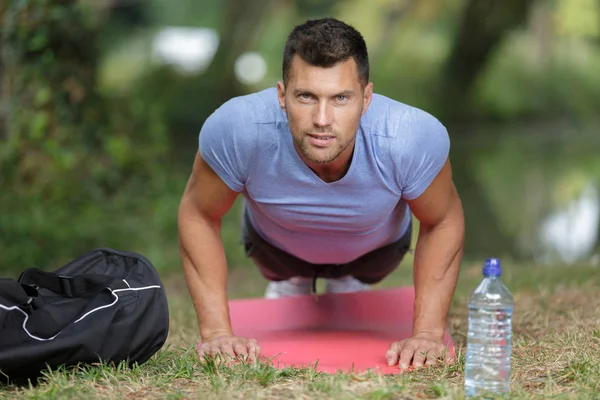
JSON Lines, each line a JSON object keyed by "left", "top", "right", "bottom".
{"left": 178, "top": 150, "right": 259, "bottom": 358}
{"left": 386, "top": 158, "right": 465, "bottom": 368}
{"left": 409, "top": 158, "right": 464, "bottom": 339}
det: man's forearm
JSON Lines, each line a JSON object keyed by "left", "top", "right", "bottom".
{"left": 178, "top": 200, "right": 232, "bottom": 340}
{"left": 411, "top": 207, "right": 464, "bottom": 338}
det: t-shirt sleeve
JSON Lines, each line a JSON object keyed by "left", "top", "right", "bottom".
{"left": 198, "top": 97, "right": 256, "bottom": 192}
{"left": 395, "top": 107, "right": 450, "bottom": 200}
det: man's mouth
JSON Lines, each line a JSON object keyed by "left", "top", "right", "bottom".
{"left": 309, "top": 134, "right": 334, "bottom": 140}
{"left": 307, "top": 134, "right": 335, "bottom": 147}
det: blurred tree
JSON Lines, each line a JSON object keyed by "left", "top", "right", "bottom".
{"left": 202, "top": 0, "right": 340, "bottom": 107}
{"left": 144, "top": 0, "right": 275, "bottom": 157}
{"left": 1, "top": 0, "right": 166, "bottom": 193}
{"left": 555, "top": 0, "right": 600, "bottom": 38}
{"left": 448, "top": 138, "right": 518, "bottom": 261}
{"left": 0, "top": 0, "right": 7, "bottom": 140}
{"left": 294, "top": 0, "right": 338, "bottom": 18}
{"left": 160, "top": 0, "right": 342, "bottom": 152}
{"left": 441, "top": 0, "right": 535, "bottom": 120}
{"left": 369, "top": 0, "right": 418, "bottom": 64}
{"left": 203, "top": 0, "right": 274, "bottom": 106}
{"left": 0, "top": 0, "right": 167, "bottom": 270}
{"left": 433, "top": 0, "right": 536, "bottom": 259}
{"left": 102, "top": 0, "right": 148, "bottom": 28}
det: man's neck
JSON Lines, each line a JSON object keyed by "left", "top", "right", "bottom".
{"left": 304, "top": 146, "right": 355, "bottom": 183}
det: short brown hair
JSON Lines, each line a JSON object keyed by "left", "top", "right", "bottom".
{"left": 282, "top": 18, "right": 370, "bottom": 87}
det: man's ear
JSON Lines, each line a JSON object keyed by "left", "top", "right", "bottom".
{"left": 276, "top": 81, "right": 286, "bottom": 113}
{"left": 361, "top": 82, "right": 373, "bottom": 116}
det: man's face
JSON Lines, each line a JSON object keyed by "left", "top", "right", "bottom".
{"left": 277, "top": 56, "right": 372, "bottom": 166}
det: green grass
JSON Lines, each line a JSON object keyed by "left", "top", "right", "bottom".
{"left": 1, "top": 260, "right": 599, "bottom": 399}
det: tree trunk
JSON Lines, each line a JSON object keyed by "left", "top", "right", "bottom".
{"left": 0, "top": 43, "right": 8, "bottom": 141}
{"left": 370, "top": 0, "right": 418, "bottom": 65}
{"left": 448, "top": 130, "right": 518, "bottom": 260}
{"left": 437, "top": 0, "right": 536, "bottom": 259}
{"left": 293, "top": 0, "right": 339, "bottom": 19}
{"left": 440, "top": 0, "right": 535, "bottom": 120}
{"left": 168, "top": 0, "right": 274, "bottom": 156}
{"left": 203, "top": 0, "right": 274, "bottom": 106}
{"left": 0, "top": 3, "right": 11, "bottom": 140}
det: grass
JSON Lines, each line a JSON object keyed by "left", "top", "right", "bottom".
{"left": 1, "top": 259, "right": 599, "bottom": 399}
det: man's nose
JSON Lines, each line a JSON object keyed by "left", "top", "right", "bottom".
{"left": 313, "top": 101, "right": 333, "bottom": 128}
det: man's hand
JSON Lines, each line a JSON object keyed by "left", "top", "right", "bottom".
{"left": 179, "top": 151, "right": 244, "bottom": 364}
{"left": 401, "top": 159, "right": 464, "bottom": 369}
{"left": 385, "top": 332, "right": 453, "bottom": 369}
{"left": 197, "top": 333, "right": 262, "bottom": 363}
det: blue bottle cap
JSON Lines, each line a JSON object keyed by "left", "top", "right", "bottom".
{"left": 483, "top": 258, "right": 502, "bottom": 277}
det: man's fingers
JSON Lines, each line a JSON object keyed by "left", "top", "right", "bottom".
{"left": 247, "top": 340, "right": 262, "bottom": 362}
{"left": 198, "top": 344, "right": 221, "bottom": 363}
{"left": 424, "top": 344, "right": 449, "bottom": 366}
{"left": 210, "top": 344, "right": 228, "bottom": 364}
{"left": 197, "top": 343, "right": 215, "bottom": 362}
{"left": 385, "top": 341, "right": 402, "bottom": 366}
{"left": 386, "top": 338, "right": 452, "bottom": 370}
{"left": 398, "top": 345, "right": 415, "bottom": 369}
{"left": 219, "top": 342, "right": 236, "bottom": 359}
{"left": 197, "top": 345, "right": 206, "bottom": 362}
{"left": 197, "top": 337, "right": 262, "bottom": 364}
{"left": 412, "top": 348, "right": 428, "bottom": 368}
{"left": 439, "top": 346, "right": 455, "bottom": 363}
{"left": 232, "top": 342, "right": 249, "bottom": 359}
{"left": 415, "top": 342, "right": 445, "bottom": 367}
{"left": 425, "top": 356, "right": 438, "bottom": 366}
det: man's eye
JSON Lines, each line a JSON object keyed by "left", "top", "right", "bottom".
{"left": 336, "top": 95, "right": 348, "bottom": 102}
{"left": 299, "top": 93, "right": 311, "bottom": 100}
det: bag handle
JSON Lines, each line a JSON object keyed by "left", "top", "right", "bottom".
{"left": 0, "top": 278, "right": 33, "bottom": 306}
{"left": 18, "top": 269, "right": 116, "bottom": 298}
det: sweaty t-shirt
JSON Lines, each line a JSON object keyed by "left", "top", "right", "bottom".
{"left": 199, "top": 87, "right": 450, "bottom": 264}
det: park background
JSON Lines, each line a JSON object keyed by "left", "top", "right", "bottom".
{"left": 1, "top": 1, "right": 600, "bottom": 398}
{"left": 1, "top": 0, "right": 599, "bottom": 276}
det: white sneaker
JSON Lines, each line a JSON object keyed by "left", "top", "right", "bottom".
{"left": 264, "top": 277, "right": 313, "bottom": 299}
{"left": 326, "top": 275, "right": 370, "bottom": 294}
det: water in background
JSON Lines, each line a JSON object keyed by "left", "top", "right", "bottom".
{"left": 450, "top": 120, "right": 600, "bottom": 264}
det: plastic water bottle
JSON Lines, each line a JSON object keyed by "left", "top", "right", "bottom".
{"left": 464, "top": 258, "right": 513, "bottom": 398}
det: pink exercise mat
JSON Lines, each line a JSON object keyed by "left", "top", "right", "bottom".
{"left": 227, "top": 286, "right": 455, "bottom": 374}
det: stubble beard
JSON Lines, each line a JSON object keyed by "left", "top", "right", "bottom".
{"left": 292, "top": 128, "right": 353, "bottom": 165}
{"left": 284, "top": 97, "right": 363, "bottom": 166}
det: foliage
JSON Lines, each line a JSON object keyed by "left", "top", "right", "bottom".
{"left": 555, "top": 0, "right": 600, "bottom": 38}
{"left": 0, "top": 0, "right": 169, "bottom": 272}
{"left": 1, "top": 0, "right": 600, "bottom": 273}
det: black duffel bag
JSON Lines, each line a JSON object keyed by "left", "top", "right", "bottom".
{"left": 0, "top": 248, "right": 170, "bottom": 381}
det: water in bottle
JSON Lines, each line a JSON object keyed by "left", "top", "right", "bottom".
{"left": 464, "top": 258, "right": 513, "bottom": 398}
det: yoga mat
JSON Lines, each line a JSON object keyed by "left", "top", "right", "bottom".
{"left": 227, "top": 287, "right": 455, "bottom": 374}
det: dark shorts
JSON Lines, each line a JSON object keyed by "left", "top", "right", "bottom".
{"left": 241, "top": 207, "right": 412, "bottom": 286}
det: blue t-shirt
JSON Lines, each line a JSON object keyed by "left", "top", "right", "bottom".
{"left": 199, "top": 88, "right": 449, "bottom": 264}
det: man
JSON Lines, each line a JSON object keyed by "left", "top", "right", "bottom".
{"left": 178, "top": 18, "right": 464, "bottom": 370}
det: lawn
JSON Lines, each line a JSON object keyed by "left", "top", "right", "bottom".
{"left": 1, "top": 259, "right": 599, "bottom": 399}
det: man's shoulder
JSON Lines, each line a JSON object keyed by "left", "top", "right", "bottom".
{"left": 200, "top": 91, "right": 279, "bottom": 191}
{"left": 364, "top": 93, "right": 444, "bottom": 138}
{"left": 199, "top": 88, "right": 281, "bottom": 162}
{"left": 367, "top": 93, "right": 412, "bottom": 117}
{"left": 363, "top": 93, "right": 449, "bottom": 200}
{"left": 215, "top": 87, "right": 283, "bottom": 125}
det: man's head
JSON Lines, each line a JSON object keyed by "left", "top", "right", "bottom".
{"left": 282, "top": 18, "right": 370, "bottom": 88}
{"left": 277, "top": 18, "right": 373, "bottom": 171}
